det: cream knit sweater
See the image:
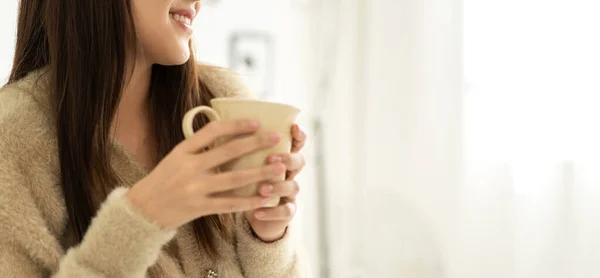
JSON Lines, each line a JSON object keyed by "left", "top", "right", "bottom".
{"left": 0, "top": 68, "right": 305, "bottom": 277}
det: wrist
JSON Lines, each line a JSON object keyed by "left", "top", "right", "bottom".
{"left": 126, "top": 185, "right": 172, "bottom": 229}
{"left": 250, "top": 225, "right": 287, "bottom": 243}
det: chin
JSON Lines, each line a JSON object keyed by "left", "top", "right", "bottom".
{"left": 154, "top": 48, "right": 191, "bottom": 66}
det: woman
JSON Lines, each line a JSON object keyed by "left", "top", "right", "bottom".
{"left": 0, "top": 0, "right": 307, "bottom": 277}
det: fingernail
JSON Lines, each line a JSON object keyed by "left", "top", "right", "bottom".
{"left": 260, "top": 197, "right": 271, "bottom": 205}
{"left": 270, "top": 133, "right": 281, "bottom": 143}
{"left": 247, "top": 120, "right": 260, "bottom": 128}
{"left": 255, "top": 211, "right": 266, "bottom": 218}
{"left": 269, "top": 156, "right": 283, "bottom": 163}
{"left": 261, "top": 185, "right": 274, "bottom": 194}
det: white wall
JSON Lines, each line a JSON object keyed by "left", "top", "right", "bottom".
{"left": 320, "top": 0, "right": 463, "bottom": 276}
{"left": 0, "top": 0, "right": 18, "bottom": 81}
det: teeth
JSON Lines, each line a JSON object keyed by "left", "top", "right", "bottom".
{"left": 170, "top": 13, "right": 192, "bottom": 25}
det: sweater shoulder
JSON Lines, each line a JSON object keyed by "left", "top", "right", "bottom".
{"left": 197, "top": 64, "right": 256, "bottom": 98}
{"left": 0, "top": 72, "right": 57, "bottom": 181}
{"left": 0, "top": 73, "right": 65, "bottom": 270}
{"left": 0, "top": 71, "right": 57, "bottom": 176}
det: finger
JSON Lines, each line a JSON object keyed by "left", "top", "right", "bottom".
{"left": 257, "top": 180, "right": 300, "bottom": 198}
{"left": 208, "top": 195, "right": 273, "bottom": 214}
{"left": 205, "top": 163, "right": 287, "bottom": 194}
{"left": 291, "top": 139, "right": 305, "bottom": 153}
{"left": 286, "top": 169, "right": 301, "bottom": 180}
{"left": 292, "top": 124, "right": 307, "bottom": 141}
{"left": 200, "top": 131, "right": 281, "bottom": 169}
{"left": 253, "top": 202, "right": 297, "bottom": 221}
{"left": 283, "top": 195, "right": 297, "bottom": 204}
{"left": 291, "top": 126, "right": 307, "bottom": 153}
{"left": 292, "top": 124, "right": 300, "bottom": 138}
{"left": 267, "top": 153, "right": 305, "bottom": 172}
{"left": 179, "top": 119, "right": 260, "bottom": 153}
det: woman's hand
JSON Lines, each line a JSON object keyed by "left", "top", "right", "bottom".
{"left": 126, "top": 120, "right": 287, "bottom": 230}
{"left": 245, "top": 124, "right": 307, "bottom": 242}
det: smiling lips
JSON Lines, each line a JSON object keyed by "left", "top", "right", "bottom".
{"left": 169, "top": 8, "right": 195, "bottom": 33}
{"left": 170, "top": 13, "right": 192, "bottom": 26}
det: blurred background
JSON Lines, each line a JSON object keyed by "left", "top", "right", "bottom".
{"left": 2, "top": 0, "right": 600, "bottom": 277}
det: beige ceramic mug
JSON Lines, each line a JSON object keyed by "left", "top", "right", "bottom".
{"left": 182, "top": 97, "right": 301, "bottom": 207}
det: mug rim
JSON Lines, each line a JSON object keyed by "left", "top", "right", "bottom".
{"left": 210, "top": 97, "right": 301, "bottom": 113}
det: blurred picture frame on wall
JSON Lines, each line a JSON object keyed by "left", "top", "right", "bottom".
{"left": 228, "top": 31, "right": 273, "bottom": 99}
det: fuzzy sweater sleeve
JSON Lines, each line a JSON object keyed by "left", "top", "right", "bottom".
{"left": 0, "top": 86, "right": 176, "bottom": 277}
{"left": 234, "top": 214, "right": 307, "bottom": 278}
{"left": 0, "top": 187, "right": 175, "bottom": 278}
{"left": 52, "top": 188, "right": 177, "bottom": 277}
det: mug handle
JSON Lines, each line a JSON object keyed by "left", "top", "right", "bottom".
{"left": 182, "top": 106, "right": 221, "bottom": 139}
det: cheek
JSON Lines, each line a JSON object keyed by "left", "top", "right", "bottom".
{"left": 132, "top": 1, "right": 191, "bottom": 65}
{"left": 138, "top": 22, "right": 192, "bottom": 65}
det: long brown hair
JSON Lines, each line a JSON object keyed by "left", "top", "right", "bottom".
{"left": 8, "top": 0, "right": 233, "bottom": 259}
